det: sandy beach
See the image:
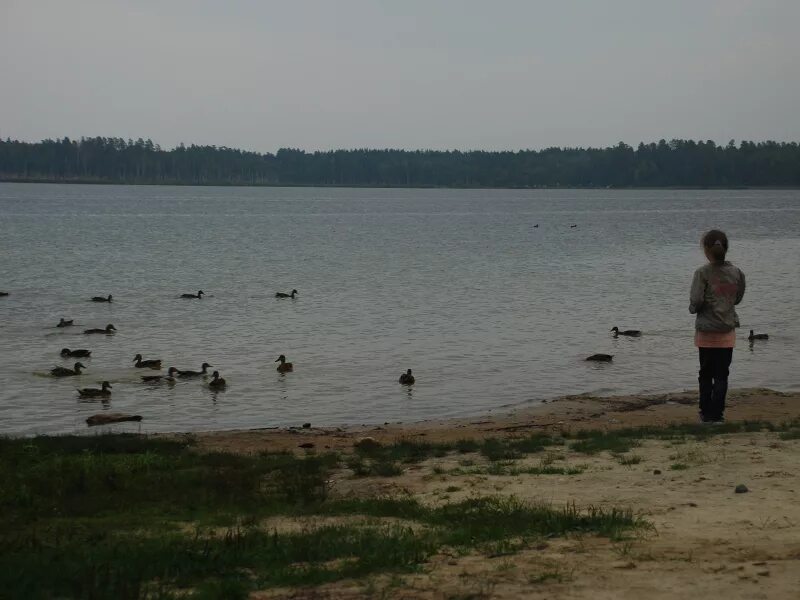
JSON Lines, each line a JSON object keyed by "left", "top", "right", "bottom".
{"left": 189, "top": 388, "right": 800, "bottom": 599}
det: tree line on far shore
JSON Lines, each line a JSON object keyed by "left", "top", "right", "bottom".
{"left": 1, "top": 136, "right": 798, "bottom": 188}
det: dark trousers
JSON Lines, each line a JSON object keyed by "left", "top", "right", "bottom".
{"left": 698, "top": 347, "right": 733, "bottom": 421}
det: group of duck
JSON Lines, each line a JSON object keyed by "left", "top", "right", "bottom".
{"left": 2, "top": 290, "right": 769, "bottom": 396}
{"left": 32, "top": 288, "right": 417, "bottom": 407}
{"left": 585, "top": 325, "right": 769, "bottom": 363}
{"left": 43, "top": 291, "right": 306, "bottom": 399}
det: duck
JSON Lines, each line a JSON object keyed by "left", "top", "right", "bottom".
{"left": 208, "top": 371, "right": 227, "bottom": 389}
{"left": 61, "top": 348, "right": 91, "bottom": 358}
{"left": 133, "top": 354, "right": 162, "bottom": 369}
{"left": 0, "top": 292, "right": 8, "bottom": 297}
{"left": 77, "top": 381, "right": 112, "bottom": 398}
{"left": 91, "top": 294, "right": 112, "bottom": 303}
{"left": 533, "top": 224, "right": 539, "bottom": 228}
{"left": 51, "top": 362, "right": 86, "bottom": 377}
{"left": 399, "top": 369, "right": 415, "bottom": 385}
{"left": 176, "top": 362, "right": 213, "bottom": 377}
{"left": 275, "top": 354, "right": 294, "bottom": 373}
{"left": 57, "top": 318, "right": 74, "bottom": 327}
{"left": 84, "top": 324, "right": 116, "bottom": 334}
{"left": 748, "top": 330, "right": 769, "bottom": 341}
{"left": 570, "top": 224, "right": 578, "bottom": 228}
{"left": 142, "top": 367, "right": 179, "bottom": 382}
{"left": 181, "top": 290, "right": 204, "bottom": 299}
{"left": 275, "top": 289, "right": 298, "bottom": 299}
{"left": 611, "top": 326, "right": 642, "bottom": 337}
{"left": 585, "top": 354, "right": 613, "bottom": 362}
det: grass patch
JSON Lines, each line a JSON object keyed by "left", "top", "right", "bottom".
{"left": 1, "top": 434, "right": 644, "bottom": 599}
{"left": 778, "top": 430, "right": 800, "bottom": 440}
{"left": 570, "top": 433, "right": 638, "bottom": 455}
{"left": 670, "top": 463, "right": 689, "bottom": 470}
{"left": 346, "top": 455, "right": 403, "bottom": 477}
{"left": 485, "top": 463, "right": 584, "bottom": 476}
{"left": 479, "top": 434, "right": 561, "bottom": 461}
{"left": 616, "top": 454, "right": 643, "bottom": 466}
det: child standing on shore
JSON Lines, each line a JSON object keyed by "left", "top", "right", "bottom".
{"left": 689, "top": 230, "right": 746, "bottom": 423}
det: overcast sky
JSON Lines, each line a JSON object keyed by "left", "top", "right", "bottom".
{"left": 1, "top": 0, "right": 798, "bottom": 152}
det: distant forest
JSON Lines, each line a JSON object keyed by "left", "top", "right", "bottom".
{"left": 1, "top": 136, "right": 799, "bottom": 188}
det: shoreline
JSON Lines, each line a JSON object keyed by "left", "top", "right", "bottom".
{"left": 3, "top": 178, "right": 800, "bottom": 191}
{"left": 188, "top": 387, "right": 800, "bottom": 454}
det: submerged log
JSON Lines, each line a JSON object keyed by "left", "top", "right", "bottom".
{"left": 86, "top": 413, "right": 143, "bottom": 426}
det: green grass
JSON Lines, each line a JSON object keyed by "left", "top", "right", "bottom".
{"left": 479, "top": 433, "right": 561, "bottom": 461}
{"left": 0, "top": 434, "right": 643, "bottom": 599}
{"left": 616, "top": 454, "right": 643, "bottom": 466}
{"left": 670, "top": 463, "right": 690, "bottom": 471}
{"left": 778, "top": 430, "right": 800, "bottom": 440}
{"left": 485, "top": 463, "right": 585, "bottom": 476}
{"left": 569, "top": 433, "right": 639, "bottom": 455}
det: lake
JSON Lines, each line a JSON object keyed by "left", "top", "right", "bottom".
{"left": 1, "top": 183, "right": 798, "bottom": 435}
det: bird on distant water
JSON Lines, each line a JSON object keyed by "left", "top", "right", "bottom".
{"left": 585, "top": 354, "right": 613, "bottom": 362}
{"left": 77, "top": 381, "right": 112, "bottom": 398}
{"left": 91, "top": 294, "right": 112, "bottom": 302}
{"left": 176, "top": 362, "right": 213, "bottom": 377}
{"left": 84, "top": 324, "right": 116, "bottom": 334}
{"left": 275, "top": 289, "right": 298, "bottom": 299}
{"left": 748, "top": 330, "right": 769, "bottom": 341}
{"left": 51, "top": 362, "right": 86, "bottom": 377}
{"left": 0, "top": 292, "right": 9, "bottom": 297}
{"left": 611, "top": 326, "right": 642, "bottom": 337}
{"left": 181, "top": 290, "right": 204, "bottom": 299}
{"left": 570, "top": 224, "right": 578, "bottom": 228}
{"left": 399, "top": 369, "right": 415, "bottom": 385}
{"left": 142, "top": 367, "right": 179, "bottom": 382}
{"left": 133, "top": 354, "right": 162, "bottom": 369}
{"left": 57, "top": 318, "right": 74, "bottom": 327}
{"left": 61, "top": 348, "right": 91, "bottom": 358}
{"left": 208, "top": 371, "right": 227, "bottom": 389}
{"left": 275, "top": 354, "right": 294, "bottom": 373}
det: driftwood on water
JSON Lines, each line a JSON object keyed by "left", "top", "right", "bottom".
{"left": 86, "top": 413, "right": 143, "bottom": 427}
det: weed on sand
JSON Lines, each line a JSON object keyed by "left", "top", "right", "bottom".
{"left": 0, "top": 434, "right": 643, "bottom": 599}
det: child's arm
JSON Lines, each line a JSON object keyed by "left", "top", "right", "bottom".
{"left": 735, "top": 269, "right": 746, "bottom": 305}
{"left": 689, "top": 269, "right": 705, "bottom": 314}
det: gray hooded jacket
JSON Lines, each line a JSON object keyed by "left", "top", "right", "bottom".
{"left": 689, "top": 261, "right": 746, "bottom": 332}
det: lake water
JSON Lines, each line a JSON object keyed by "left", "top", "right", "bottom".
{"left": 1, "top": 183, "right": 799, "bottom": 436}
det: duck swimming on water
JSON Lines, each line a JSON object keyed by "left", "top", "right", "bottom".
{"left": 275, "top": 354, "right": 293, "bottom": 373}
{"left": 585, "top": 354, "right": 613, "bottom": 362}
{"left": 748, "top": 330, "right": 769, "bottom": 341}
{"left": 142, "top": 367, "right": 179, "bottom": 382}
{"left": 84, "top": 324, "right": 116, "bottom": 334}
{"left": 91, "top": 294, "right": 112, "bottom": 303}
{"left": 0, "top": 292, "right": 8, "bottom": 297}
{"left": 176, "top": 362, "right": 213, "bottom": 377}
{"left": 77, "top": 381, "right": 112, "bottom": 398}
{"left": 399, "top": 369, "right": 415, "bottom": 385}
{"left": 208, "top": 371, "right": 227, "bottom": 389}
{"left": 611, "top": 327, "right": 642, "bottom": 337}
{"left": 51, "top": 362, "right": 86, "bottom": 377}
{"left": 57, "top": 318, "right": 74, "bottom": 328}
{"left": 181, "top": 290, "right": 204, "bottom": 299}
{"left": 275, "top": 289, "right": 298, "bottom": 299}
{"left": 61, "top": 348, "right": 91, "bottom": 358}
{"left": 133, "top": 354, "right": 162, "bottom": 369}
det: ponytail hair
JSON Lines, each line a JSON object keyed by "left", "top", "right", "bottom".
{"left": 702, "top": 229, "right": 728, "bottom": 262}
